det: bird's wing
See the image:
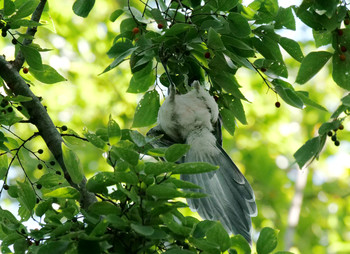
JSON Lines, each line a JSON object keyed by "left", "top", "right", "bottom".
{"left": 181, "top": 143, "right": 257, "bottom": 243}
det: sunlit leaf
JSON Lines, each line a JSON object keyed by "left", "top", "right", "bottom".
{"left": 44, "top": 187, "right": 80, "bottom": 200}
{"left": 256, "top": 227, "right": 279, "bottom": 254}
{"left": 132, "top": 90, "right": 160, "bottom": 127}
{"left": 21, "top": 45, "right": 43, "bottom": 70}
{"left": 73, "top": 0, "right": 95, "bottom": 18}
{"left": 62, "top": 143, "right": 84, "bottom": 184}
{"left": 296, "top": 51, "right": 332, "bottom": 84}
{"left": 29, "top": 64, "right": 66, "bottom": 84}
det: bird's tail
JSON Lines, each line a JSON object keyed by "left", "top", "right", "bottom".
{"left": 181, "top": 128, "right": 257, "bottom": 243}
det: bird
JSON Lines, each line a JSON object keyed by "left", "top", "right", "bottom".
{"left": 147, "top": 81, "right": 257, "bottom": 243}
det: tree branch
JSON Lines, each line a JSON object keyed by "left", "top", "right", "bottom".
{"left": 0, "top": 0, "right": 96, "bottom": 209}
{"left": 13, "top": 0, "right": 47, "bottom": 71}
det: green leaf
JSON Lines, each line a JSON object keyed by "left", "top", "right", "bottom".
{"left": 84, "top": 131, "right": 107, "bottom": 150}
{"left": 279, "top": 37, "right": 304, "bottom": 62}
{"left": 73, "top": 0, "right": 95, "bottom": 18}
{"left": 293, "top": 136, "right": 321, "bottom": 169}
{"left": 132, "top": 90, "right": 160, "bottom": 127}
{"left": 220, "top": 108, "right": 236, "bottom": 135}
{"left": 44, "top": 187, "right": 80, "bottom": 199}
{"left": 210, "top": 72, "right": 247, "bottom": 100}
{"left": 147, "top": 183, "right": 181, "bottom": 199}
{"left": 144, "top": 161, "right": 175, "bottom": 175}
{"left": 62, "top": 143, "right": 84, "bottom": 184}
{"left": 228, "top": 13, "right": 251, "bottom": 38}
{"left": 222, "top": 95, "right": 247, "bottom": 125}
{"left": 11, "top": 0, "right": 38, "bottom": 20}
{"left": 101, "top": 47, "right": 136, "bottom": 74}
{"left": 89, "top": 201, "right": 120, "bottom": 215}
{"left": 38, "top": 241, "right": 70, "bottom": 254}
{"left": 110, "top": 9, "right": 124, "bottom": 22}
{"left": 313, "top": 30, "right": 332, "bottom": 48}
{"left": 172, "top": 162, "right": 218, "bottom": 174}
{"left": 130, "top": 130, "right": 147, "bottom": 147}
{"left": 127, "top": 62, "right": 156, "bottom": 93}
{"left": 86, "top": 172, "right": 115, "bottom": 194}
{"left": 131, "top": 223, "right": 155, "bottom": 236}
{"left": 165, "top": 144, "right": 190, "bottom": 162}
{"left": 115, "top": 171, "right": 139, "bottom": 185}
{"left": 273, "top": 85, "right": 304, "bottom": 109}
{"left": 35, "top": 199, "right": 52, "bottom": 217}
{"left": 29, "top": 64, "right": 66, "bottom": 84}
{"left": 166, "top": 178, "right": 201, "bottom": 189}
{"left": 37, "top": 172, "right": 65, "bottom": 188}
{"left": 111, "top": 146, "right": 139, "bottom": 166}
{"left": 256, "top": 227, "right": 279, "bottom": 254}
{"left": 20, "top": 45, "right": 42, "bottom": 70}
{"left": 332, "top": 51, "right": 350, "bottom": 90}
{"left": 150, "top": 9, "right": 167, "bottom": 28}
{"left": 164, "top": 23, "right": 193, "bottom": 36}
{"left": 331, "top": 104, "right": 348, "bottom": 118}
{"left": 0, "top": 155, "right": 8, "bottom": 179}
{"left": 341, "top": 93, "right": 350, "bottom": 106}
{"left": 274, "top": 7, "right": 295, "bottom": 30}
{"left": 318, "top": 120, "right": 341, "bottom": 135}
{"left": 216, "top": 0, "right": 238, "bottom": 11}
{"left": 230, "top": 234, "right": 251, "bottom": 254}
{"left": 206, "top": 222, "right": 231, "bottom": 252}
{"left": 295, "top": 91, "right": 327, "bottom": 111}
{"left": 296, "top": 51, "right": 332, "bottom": 84}
{"left": 107, "top": 40, "right": 133, "bottom": 58}
{"left": 108, "top": 116, "right": 121, "bottom": 145}
{"left": 207, "top": 27, "right": 225, "bottom": 50}
{"left": 4, "top": 0, "right": 16, "bottom": 16}
{"left": 17, "top": 180, "right": 36, "bottom": 211}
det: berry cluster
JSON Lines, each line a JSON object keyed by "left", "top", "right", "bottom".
{"left": 336, "top": 16, "right": 350, "bottom": 61}
{"left": 327, "top": 124, "right": 344, "bottom": 146}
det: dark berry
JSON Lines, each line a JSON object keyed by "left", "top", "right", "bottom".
{"left": 340, "top": 54, "right": 346, "bottom": 61}
{"left": 36, "top": 184, "right": 42, "bottom": 189}
{"left": 21, "top": 229, "right": 26, "bottom": 234}
{"left": 38, "top": 149, "right": 44, "bottom": 154}
{"left": 204, "top": 52, "right": 211, "bottom": 58}
{"left": 132, "top": 27, "right": 140, "bottom": 34}
{"left": 334, "top": 140, "right": 340, "bottom": 146}
{"left": 341, "top": 46, "right": 347, "bottom": 52}
{"left": 339, "top": 124, "right": 344, "bottom": 130}
{"left": 275, "top": 101, "right": 281, "bottom": 108}
{"left": 23, "top": 67, "right": 29, "bottom": 74}
{"left": 37, "top": 164, "right": 43, "bottom": 169}
{"left": 16, "top": 106, "right": 22, "bottom": 111}
{"left": 0, "top": 100, "right": 8, "bottom": 107}
{"left": 261, "top": 67, "right": 267, "bottom": 72}
{"left": 50, "top": 161, "right": 55, "bottom": 166}
{"left": 61, "top": 125, "right": 68, "bottom": 131}
{"left": 36, "top": 198, "right": 40, "bottom": 203}
{"left": 331, "top": 135, "right": 337, "bottom": 141}
{"left": 345, "top": 19, "right": 350, "bottom": 25}
{"left": 157, "top": 23, "right": 164, "bottom": 29}
{"left": 327, "top": 131, "right": 333, "bottom": 137}
{"left": 11, "top": 38, "right": 17, "bottom": 44}
{"left": 3, "top": 184, "right": 9, "bottom": 190}
{"left": 338, "top": 29, "right": 344, "bottom": 36}
{"left": 7, "top": 107, "right": 13, "bottom": 113}
{"left": 1, "top": 30, "right": 7, "bottom": 37}
{"left": 56, "top": 171, "right": 61, "bottom": 175}
{"left": 72, "top": 217, "right": 77, "bottom": 223}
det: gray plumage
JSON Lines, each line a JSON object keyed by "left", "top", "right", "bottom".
{"left": 147, "top": 81, "right": 257, "bottom": 243}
